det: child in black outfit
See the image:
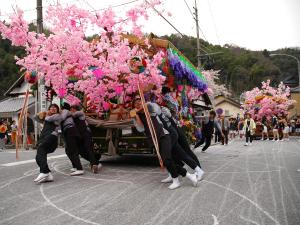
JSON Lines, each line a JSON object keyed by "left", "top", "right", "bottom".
{"left": 34, "top": 104, "right": 60, "bottom": 183}
{"left": 131, "top": 98, "right": 198, "bottom": 190}
{"left": 70, "top": 105, "right": 102, "bottom": 173}
{"left": 61, "top": 103, "right": 84, "bottom": 176}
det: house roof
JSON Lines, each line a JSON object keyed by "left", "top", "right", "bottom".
{"left": 203, "top": 93, "right": 212, "bottom": 106}
{"left": 192, "top": 93, "right": 213, "bottom": 109}
{"left": 215, "top": 95, "right": 241, "bottom": 108}
{"left": 4, "top": 75, "right": 25, "bottom": 96}
{"left": 291, "top": 86, "right": 300, "bottom": 93}
{"left": 0, "top": 96, "right": 35, "bottom": 114}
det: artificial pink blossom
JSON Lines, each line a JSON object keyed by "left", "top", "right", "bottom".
{"left": 58, "top": 88, "right": 67, "bottom": 98}
{"left": 115, "top": 86, "right": 123, "bottom": 96}
{"left": 0, "top": 1, "right": 167, "bottom": 111}
{"left": 102, "top": 102, "right": 110, "bottom": 111}
{"left": 92, "top": 68, "right": 104, "bottom": 80}
{"left": 242, "top": 80, "right": 295, "bottom": 120}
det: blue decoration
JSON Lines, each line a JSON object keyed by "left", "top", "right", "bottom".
{"left": 167, "top": 48, "right": 208, "bottom": 92}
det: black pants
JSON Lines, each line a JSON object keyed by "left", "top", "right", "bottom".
{"left": 222, "top": 129, "right": 229, "bottom": 145}
{"left": 246, "top": 130, "right": 253, "bottom": 143}
{"left": 79, "top": 131, "right": 98, "bottom": 166}
{"left": 177, "top": 127, "right": 201, "bottom": 168}
{"left": 159, "top": 135, "right": 187, "bottom": 178}
{"left": 64, "top": 128, "right": 83, "bottom": 170}
{"left": 169, "top": 128, "right": 198, "bottom": 170}
{"left": 196, "top": 133, "right": 212, "bottom": 151}
{"left": 215, "top": 130, "right": 221, "bottom": 143}
{"left": 36, "top": 135, "right": 58, "bottom": 173}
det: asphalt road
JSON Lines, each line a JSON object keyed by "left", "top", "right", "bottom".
{"left": 0, "top": 138, "right": 300, "bottom": 225}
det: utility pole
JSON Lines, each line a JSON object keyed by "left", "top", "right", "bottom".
{"left": 37, "top": 0, "right": 43, "bottom": 33}
{"left": 35, "top": 0, "right": 44, "bottom": 143}
{"left": 37, "top": 0, "right": 46, "bottom": 114}
{"left": 194, "top": 0, "right": 201, "bottom": 69}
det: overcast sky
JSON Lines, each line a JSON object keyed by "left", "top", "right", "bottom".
{"left": 0, "top": 0, "right": 299, "bottom": 50}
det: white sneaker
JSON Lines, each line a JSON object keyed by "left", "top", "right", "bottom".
{"left": 161, "top": 175, "right": 172, "bottom": 183}
{"left": 186, "top": 173, "right": 198, "bottom": 187}
{"left": 196, "top": 169, "right": 204, "bottom": 181}
{"left": 70, "top": 170, "right": 84, "bottom": 176}
{"left": 44, "top": 173, "right": 54, "bottom": 182}
{"left": 168, "top": 178, "right": 181, "bottom": 190}
{"left": 70, "top": 168, "right": 77, "bottom": 172}
{"left": 244, "top": 143, "right": 249, "bottom": 146}
{"left": 34, "top": 173, "right": 49, "bottom": 183}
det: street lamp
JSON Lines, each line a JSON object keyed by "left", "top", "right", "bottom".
{"left": 270, "top": 53, "right": 300, "bottom": 88}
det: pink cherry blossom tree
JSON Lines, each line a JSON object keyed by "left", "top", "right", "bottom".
{"left": 242, "top": 80, "right": 295, "bottom": 120}
{"left": 0, "top": 1, "right": 167, "bottom": 111}
{"left": 202, "top": 70, "right": 230, "bottom": 97}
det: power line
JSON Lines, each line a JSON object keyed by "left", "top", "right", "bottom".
{"left": 197, "top": 26, "right": 208, "bottom": 43}
{"left": 182, "top": 0, "right": 208, "bottom": 42}
{"left": 0, "top": 8, "right": 35, "bottom": 18}
{"left": 201, "top": 43, "right": 213, "bottom": 52}
{"left": 145, "top": 0, "right": 184, "bottom": 37}
{"left": 183, "top": 0, "right": 195, "bottom": 20}
{"left": 81, "top": 0, "right": 140, "bottom": 12}
{"left": 206, "top": 0, "right": 220, "bottom": 45}
{"left": 182, "top": 0, "right": 212, "bottom": 54}
{"left": 99, "top": 0, "right": 139, "bottom": 10}
{"left": 80, "top": 0, "right": 96, "bottom": 11}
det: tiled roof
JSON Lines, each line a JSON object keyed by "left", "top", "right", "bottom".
{"left": 291, "top": 86, "right": 300, "bottom": 93}
{"left": 4, "top": 75, "right": 24, "bottom": 96}
{"left": 0, "top": 97, "right": 35, "bottom": 113}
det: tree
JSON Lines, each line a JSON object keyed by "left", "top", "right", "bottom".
{"left": 202, "top": 70, "right": 229, "bottom": 97}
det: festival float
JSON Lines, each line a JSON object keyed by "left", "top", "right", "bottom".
{"left": 242, "top": 80, "right": 295, "bottom": 120}
{"left": 0, "top": 2, "right": 211, "bottom": 158}
{"left": 87, "top": 35, "right": 211, "bottom": 156}
{"left": 242, "top": 80, "right": 295, "bottom": 137}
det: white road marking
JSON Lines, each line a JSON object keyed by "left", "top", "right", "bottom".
{"left": 212, "top": 214, "right": 220, "bottom": 225}
{"left": 0, "top": 168, "right": 39, "bottom": 189}
{"left": 40, "top": 184, "right": 102, "bottom": 225}
{"left": 204, "top": 180, "right": 281, "bottom": 225}
{"left": 2, "top": 150, "right": 36, "bottom": 153}
{"left": 240, "top": 215, "right": 261, "bottom": 225}
{"left": 1, "top": 154, "right": 67, "bottom": 167}
{"left": 53, "top": 162, "right": 134, "bottom": 184}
